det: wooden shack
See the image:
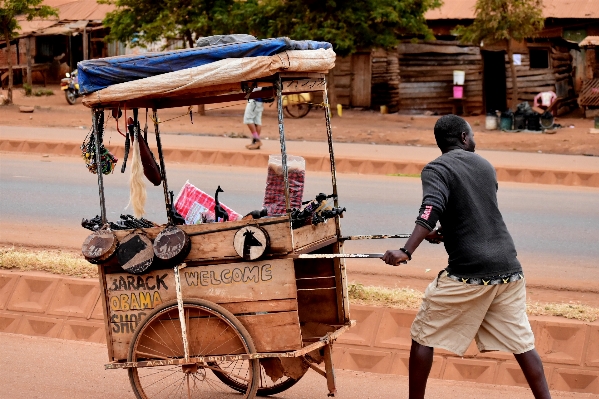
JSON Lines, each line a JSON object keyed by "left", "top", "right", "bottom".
{"left": 330, "top": 49, "right": 399, "bottom": 112}
{"left": 501, "top": 39, "right": 579, "bottom": 116}
{"left": 578, "top": 36, "right": 599, "bottom": 117}
{"left": 397, "top": 40, "right": 483, "bottom": 115}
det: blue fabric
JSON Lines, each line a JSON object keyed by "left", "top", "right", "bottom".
{"left": 78, "top": 37, "right": 332, "bottom": 95}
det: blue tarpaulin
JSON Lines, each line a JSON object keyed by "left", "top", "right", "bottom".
{"left": 78, "top": 38, "right": 332, "bottom": 95}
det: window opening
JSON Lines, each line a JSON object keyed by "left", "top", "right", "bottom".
{"left": 529, "top": 48, "right": 550, "bottom": 69}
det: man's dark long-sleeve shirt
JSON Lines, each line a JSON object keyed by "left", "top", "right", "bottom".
{"left": 415, "top": 149, "right": 522, "bottom": 278}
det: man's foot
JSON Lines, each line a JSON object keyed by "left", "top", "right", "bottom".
{"left": 246, "top": 139, "right": 261, "bottom": 150}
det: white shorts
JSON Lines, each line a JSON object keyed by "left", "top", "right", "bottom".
{"left": 243, "top": 100, "right": 264, "bottom": 125}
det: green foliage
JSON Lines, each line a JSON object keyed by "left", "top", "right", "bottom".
{"left": 453, "top": 0, "right": 544, "bottom": 45}
{"left": 101, "top": 0, "right": 441, "bottom": 55}
{"left": 244, "top": 0, "right": 441, "bottom": 56}
{"left": 23, "top": 82, "right": 32, "bottom": 95}
{"left": 101, "top": 0, "right": 242, "bottom": 48}
{"left": 0, "top": 0, "right": 58, "bottom": 41}
{"left": 34, "top": 88, "right": 53, "bottom": 96}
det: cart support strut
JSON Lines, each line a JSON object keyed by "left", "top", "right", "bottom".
{"left": 324, "top": 343, "right": 337, "bottom": 397}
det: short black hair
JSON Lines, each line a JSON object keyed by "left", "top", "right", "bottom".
{"left": 433, "top": 114, "right": 470, "bottom": 149}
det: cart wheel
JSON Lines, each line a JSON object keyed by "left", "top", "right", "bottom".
{"left": 128, "top": 299, "right": 259, "bottom": 399}
{"left": 211, "top": 360, "right": 307, "bottom": 396}
{"left": 284, "top": 94, "right": 311, "bottom": 118}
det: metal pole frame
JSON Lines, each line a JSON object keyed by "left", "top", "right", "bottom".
{"left": 92, "top": 108, "right": 108, "bottom": 225}
{"left": 323, "top": 76, "right": 350, "bottom": 323}
{"left": 275, "top": 75, "right": 292, "bottom": 215}
{"left": 152, "top": 108, "right": 173, "bottom": 224}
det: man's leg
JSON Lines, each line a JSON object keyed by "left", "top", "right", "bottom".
{"left": 409, "top": 340, "right": 434, "bottom": 399}
{"left": 514, "top": 349, "right": 551, "bottom": 399}
{"left": 246, "top": 123, "right": 258, "bottom": 137}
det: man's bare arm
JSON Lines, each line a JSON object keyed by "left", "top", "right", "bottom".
{"left": 382, "top": 224, "right": 433, "bottom": 266}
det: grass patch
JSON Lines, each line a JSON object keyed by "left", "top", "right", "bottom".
{"left": 348, "top": 282, "right": 599, "bottom": 323}
{"left": 1, "top": 248, "right": 597, "bottom": 323}
{"left": 526, "top": 301, "right": 599, "bottom": 323}
{"left": 0, "top": 247, "right": 97, "bottom": 278}
{"left": 34, "top": 88, "right": 54, "bottom": 96}
{"left": 348, "top": 283, "right": 423, "bottom": 310}
{"left": 387, "top": 173, "right": 421, "bottom": 178}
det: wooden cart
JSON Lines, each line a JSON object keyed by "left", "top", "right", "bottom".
{"left": 81, "top": 64, "right": 357, "bottom": 398}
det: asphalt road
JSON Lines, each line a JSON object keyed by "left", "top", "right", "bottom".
{"left": 1, "top": 333, "right": 594, "bottom": 399}
{"left": 1, "top": 152, "right": 598, "bottom": 291}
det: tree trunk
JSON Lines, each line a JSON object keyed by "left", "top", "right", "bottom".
{"left": 26, "top": 36, "right": 32, "bottom": 88}
{"left": 184, "top": 30, "right": 194, "bottom": 49}
{"left": 326, "top": 70, "right": 337, "bottom": 117}
{"left": 197, "top": 104, "right": 205, "bottom": 115}
{"left": 4, "top": 27, "right": 13, "bottom": 104}
{"left": 507, "top": 40, "right": 519, "bottom": 110}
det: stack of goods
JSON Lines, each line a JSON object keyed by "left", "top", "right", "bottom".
{"left": 81, "top": 214, "right": 156, "bottom": 231}
{"left": 290, "top": 193, "right": 346, "bottom": 229}
{"left": 174, "top": 180, "right": 241, "bottom": 224}
{"left": 263, "top": 155, "right": 305, "bottom": 216}
{"left": 81, "top": 129, "right": 118, "bottom": 175}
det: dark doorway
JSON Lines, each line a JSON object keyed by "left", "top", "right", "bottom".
{"left": 482, "top": 50, "right": 507, "bottom": 113}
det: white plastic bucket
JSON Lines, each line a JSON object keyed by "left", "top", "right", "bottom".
{"left": 485, "top": 115, "right": 498, "bottom": 130}
{"left": 453, "top": 70, "right": 465, "bottom": 85}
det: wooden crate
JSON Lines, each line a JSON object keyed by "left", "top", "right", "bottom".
{"left": 101, "top": 217, "right": 343, "bottom": 361}
{"left": 102, "top": 258, "right": 302, "bottom": 361}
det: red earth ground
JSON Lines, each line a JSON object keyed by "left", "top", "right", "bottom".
{"left": 1, "top": 85, "right": 598, "bottom": 156}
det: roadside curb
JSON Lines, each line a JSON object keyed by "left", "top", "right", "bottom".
{"left": 1, "top": 269, "right": 597, "bottom": 394}
{"left": 2, "top": 138, "right": 598, "bottom": 188}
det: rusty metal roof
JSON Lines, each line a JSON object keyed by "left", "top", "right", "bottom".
{"left": 15, "top": 0, "right": 114, "bottom": 37}
{"left": 426, "top": 0, "right": 599, "bottom": 20}
{"left": 56, "top": 0, "right": 114, "bottom": 21}
{"left": 579, "top": 36, "right": 599, "bottom": 47}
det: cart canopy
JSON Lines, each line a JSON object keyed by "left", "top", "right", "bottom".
{"left": 78, "top": 37, "right": 332, "bottom": 95}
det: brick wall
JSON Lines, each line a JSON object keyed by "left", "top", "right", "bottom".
{"left": 334, "top": 304, "right": 599, "bottom": 394}
{"left": 1, "top": 270, "right": 597, "bottom": 394}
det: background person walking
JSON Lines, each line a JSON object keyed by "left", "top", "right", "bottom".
{"left": 244, "top": 97, "right": 264, "bottom": 150}
{"left": 383, "top": 114, "right": 551, "bottom": 399}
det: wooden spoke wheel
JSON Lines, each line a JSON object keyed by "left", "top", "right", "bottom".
{"left": 128, "top": 299, "right": 259, "bottom": 399}
{"left": 211, "top": 360, "right": 306, "bottom": 396}
{"left": 283, "top": 94, "right": 311, "bottom": 119}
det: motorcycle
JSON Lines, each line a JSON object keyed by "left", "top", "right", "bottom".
{"left": 60, "top": 70, "right": 80, "bottom": 105}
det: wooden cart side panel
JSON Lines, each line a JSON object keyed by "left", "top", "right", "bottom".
{"left": 296, "top": 288, "right": 339, "bottom": 325}
{"left": 333, "top": 241, "right": 350, "bottom": 323}
{"left": 292, "top": 221, "right": 337, "bottom": 253}
{"left": 105, "top": 259, "right": 299, "bottom": 361}
{"left": 97, "top": 265, "right": 115, "bottom": 361}
{"left": 294, "top": 254, "right": 340, "bottom": 325}
{"left": 238, "top": 311, "right": 302, "bottom": 352}
{"left": 110, "top": 310, "right": 303, "bottom": 360}
{"left": 112, "top": 217, "right": 293, "bottom": 263}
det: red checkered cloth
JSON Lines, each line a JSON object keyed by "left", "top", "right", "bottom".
{"left": 174, "top": 181, "right": 241, "bottom": 223}
{"left": 263, "top": 168, "right": 305, "bottom": 215}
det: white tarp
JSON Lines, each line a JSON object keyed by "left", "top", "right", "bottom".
{"left": 82, "top": 48, "right": 336, "bottom": 107}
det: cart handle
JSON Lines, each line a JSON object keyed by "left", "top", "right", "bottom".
{"left": 292, "top": 253, "right": 406, "bottom": 264}
{"left": 340, "top": 234, "right": 410, "bottom": 241}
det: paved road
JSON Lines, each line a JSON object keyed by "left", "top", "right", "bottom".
{"left": 1, "top": 152, "right": 598, "bottom": 294}
{"left": 1, "top": 333, "right": 593, "bottom": 399}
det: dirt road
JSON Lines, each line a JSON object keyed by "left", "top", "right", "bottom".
{"left": 1, "top": 333, "right": 594, "bottom": 399}
{"left": 1, "top": 85, "right": 598, "bottom": 156}
{"left": 2, "top": 152, "right": 598, "bottom": 306}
